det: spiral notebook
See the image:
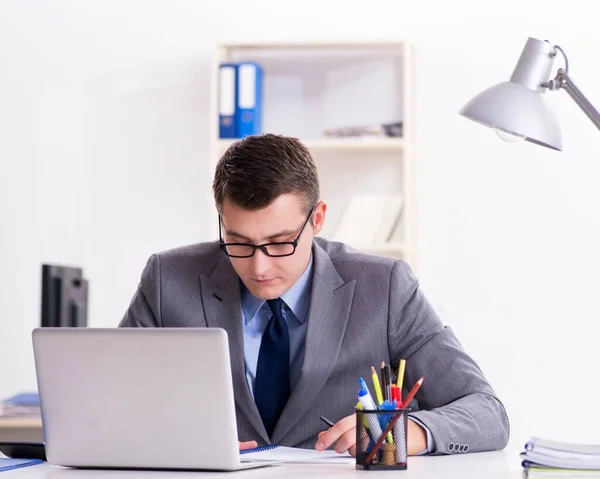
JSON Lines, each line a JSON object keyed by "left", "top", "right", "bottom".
{"left": 521, "top": 437, "right": 600, "bottom": 476}
{"left": 241, "top": 445, "right": 354, "bottom": 464}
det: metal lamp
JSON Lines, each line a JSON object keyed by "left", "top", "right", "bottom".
{"left": 459, "top": 37, "right": 600, "bottom": 151}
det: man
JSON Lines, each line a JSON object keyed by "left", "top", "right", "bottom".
{"left": 119, "top": 133, "right": 509, "bottom": 456}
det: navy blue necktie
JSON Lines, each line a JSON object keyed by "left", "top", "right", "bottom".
{"left": 254, "top": 298, "right": 290, "bottom": 437}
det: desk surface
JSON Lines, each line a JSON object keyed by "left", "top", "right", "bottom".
{"left": 0, "top": 417, "right": 43, "bottom": 428}
{"left": 4, "top": 451, "right": 524, "bottom": 478}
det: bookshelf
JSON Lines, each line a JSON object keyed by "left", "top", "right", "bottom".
{"left": 208, "top": 39, "right": 417, "bottom": 268}
{"left": 216, "top": 137, "right": 405, "bottom": 152}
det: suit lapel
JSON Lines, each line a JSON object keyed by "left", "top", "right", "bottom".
{"left": 200, "top": 256, "right": 269, "bottom": 444}
{"left": 271, "top": 242, "right": 356, "bottom": 444}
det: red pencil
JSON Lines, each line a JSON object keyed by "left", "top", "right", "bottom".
{"left": 402, "top": 377, "right": 424, "bottom": 407}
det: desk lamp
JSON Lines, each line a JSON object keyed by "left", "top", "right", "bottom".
{"left": 459, "top": 37, "right": 600, "bottom": 151}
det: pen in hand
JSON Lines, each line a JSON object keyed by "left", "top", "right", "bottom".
{"left": 319, "top": 416, "right": 335, "bottom": 428}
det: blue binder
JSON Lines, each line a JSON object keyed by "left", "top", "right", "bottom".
{"left": 236, "top": 62, "right": 263, "bottom": 138}
{"left": 219, "top": 63, "right": 238, "bottom": 138}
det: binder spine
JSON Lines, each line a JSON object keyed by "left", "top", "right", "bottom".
{"left": 236, "top": 62, "right": 263, "bottom": 138}
{"left": 219, "top": 63, "right": 238, "bottom": 139}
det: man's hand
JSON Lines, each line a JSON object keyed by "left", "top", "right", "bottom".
{"left": 239, "top": 440, "right": 258, "bottom": 451}
{"left": 315, "top": 414, "right": 356, "bottom": 456}
{"left": 314, "top": 414, "right": 428, "bottom": 456}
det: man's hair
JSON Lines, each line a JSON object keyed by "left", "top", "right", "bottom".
{"left": 212, "top": 133, "right": 320, "bottom": 213}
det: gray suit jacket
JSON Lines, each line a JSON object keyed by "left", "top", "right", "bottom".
{"left": 119, "top": 237, "right": 509, "bottom": 454}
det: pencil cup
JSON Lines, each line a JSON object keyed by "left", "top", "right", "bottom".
{"left": 355, "top": 408, "right": 409, "bottom": 470}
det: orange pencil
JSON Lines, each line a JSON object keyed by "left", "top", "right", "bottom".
{"left": 402, "top": 377, "right": 424, "bottom": 407}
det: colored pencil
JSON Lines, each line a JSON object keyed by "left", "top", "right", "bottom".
{"left": 402, "top": 377, "right": 424, "bottom": 408}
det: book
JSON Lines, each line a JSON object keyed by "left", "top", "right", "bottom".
{"left": 522, "top": 437, "right": 600, "bottom": 475}
{"left": 525, "top": 465, "right": 600, "bottom": 478}
{"left": 372, "top": 195, "right": 404, "bottom": 244}
{"left": 331, "top": 194, "right": 403, "bottom": 247}
{"left": 240, "top": 445, "right": 354, "bottom": 465}
{"left": 0, "top": 392, "right": 40, "bottom": 418}
{"left": 3, "top": 393, "right": 40, "bottom": 406}
{"left": 0, "top": 458, "right": 44, "bottom": 472}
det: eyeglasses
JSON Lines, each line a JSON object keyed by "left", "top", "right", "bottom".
{"left": 219, "top": 206, "right": 315, "bottom": 258}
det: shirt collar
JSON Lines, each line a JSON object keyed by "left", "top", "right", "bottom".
{"left": 241, "top": 254, "right": 313, "bottom": 325}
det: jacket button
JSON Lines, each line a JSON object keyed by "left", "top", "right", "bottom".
{"left": 448, "top": 442, "right": 455, "bottom": 452}
{"left": 464, "top": 444, "right": 469, "bottom": 453}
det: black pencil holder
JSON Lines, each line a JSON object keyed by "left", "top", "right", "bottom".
{"left": 355, "top": 408, "right": 409, "bottom": 470}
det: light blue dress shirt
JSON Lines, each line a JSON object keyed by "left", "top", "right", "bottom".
{"left": 241, "top": 255, "right": 313, "bottom": 397}
{"left": 240, "top": 254, "right": 434, "bottom": 454}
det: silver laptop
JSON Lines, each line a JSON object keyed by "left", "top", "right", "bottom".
{"left": 32, "top": 327, "right": 274, "bottom": 471}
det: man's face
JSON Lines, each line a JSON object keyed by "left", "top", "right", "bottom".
{"left": 220, "top": 194, "right": 326, "bottom": 300}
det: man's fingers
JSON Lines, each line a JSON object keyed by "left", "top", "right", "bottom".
{"left": 315, "top": 414, "right": 356, "bottom": 451}
{"left": 239, "top": 440, "right": 258, "bottom": 451}
{"left": 333, "top": 428, "right": 356, "bottom": 454}
{"left": 349, "top": 445, "right": 356, "bottom": 457}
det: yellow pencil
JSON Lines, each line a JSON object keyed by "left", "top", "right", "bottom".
{"left": 370, "top": 366, "right": 384, "bottom": 406}
{"left": 397, "top": 359, "right": 406, "bottom": 393}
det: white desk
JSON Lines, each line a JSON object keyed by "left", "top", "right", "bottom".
{"left": 3, "top": 451, "right": 523, "bottom": 478}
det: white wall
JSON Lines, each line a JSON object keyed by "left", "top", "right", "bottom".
{"left": 2, "top": 0, "right": 600, "bottom": 452}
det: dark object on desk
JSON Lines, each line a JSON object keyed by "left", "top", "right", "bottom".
{"left": 0, "top": 442, "right": 46, "bottom": 461}
{"left": 41, "top": 264, "right": 88, "bottom": 327}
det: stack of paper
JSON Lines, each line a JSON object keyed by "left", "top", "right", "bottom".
{"left": 521, "top": 437, "right": 600, "bottom": 477}
{"left": 241, "top": 445, "right": 353, "bottom": 465}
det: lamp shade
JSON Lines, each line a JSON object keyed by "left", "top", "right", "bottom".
{"left": 459, "top": 37, "right": 563, "bottom": 151}
{"left": 460, "top": 81, "right": 562, "bottom": 150}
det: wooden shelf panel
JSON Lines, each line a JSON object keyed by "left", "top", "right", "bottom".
{"left": 217, "top": 137, "right": 404, "bottom": 153}
{"left": 219, "top": 39, "right": 408, "bottom": 50}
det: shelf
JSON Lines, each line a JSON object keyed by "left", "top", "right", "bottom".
{"left": 219, "top": 39, "right": 408, "bottom": 51}
{"left": 209, "top": 37, "right": 417, "bottom": 270}
{"left": 217, "top": 137, "right": 404, "bottom": 153}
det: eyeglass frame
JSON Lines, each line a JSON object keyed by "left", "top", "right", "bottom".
{"left": 218, "top": 205, "right": 316, "bottom": 258}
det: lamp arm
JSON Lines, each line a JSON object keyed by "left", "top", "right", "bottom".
{"left": 552, "top": 69, "right": 600, "bottom": 131}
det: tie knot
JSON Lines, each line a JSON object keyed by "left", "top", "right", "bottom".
{"left": 266, "top": 298, "right": 284, "bottom": 317}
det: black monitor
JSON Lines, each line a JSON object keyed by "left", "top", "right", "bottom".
{"left": 41, "top": 264, "right": 88, "bottom": 327}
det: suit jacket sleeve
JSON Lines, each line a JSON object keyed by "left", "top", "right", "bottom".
{"left": 387, "top": 261, "right": 510, "bottom": 454}
{"left": 119, "top": 254, "right": 162, "bottom": 327}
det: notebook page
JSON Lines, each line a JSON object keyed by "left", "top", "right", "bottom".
{"left": 241, "top": 446, "right": 354, "bottom": 464}
{"left": 528, "top": 438, "right": 600, "bottom": 456}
